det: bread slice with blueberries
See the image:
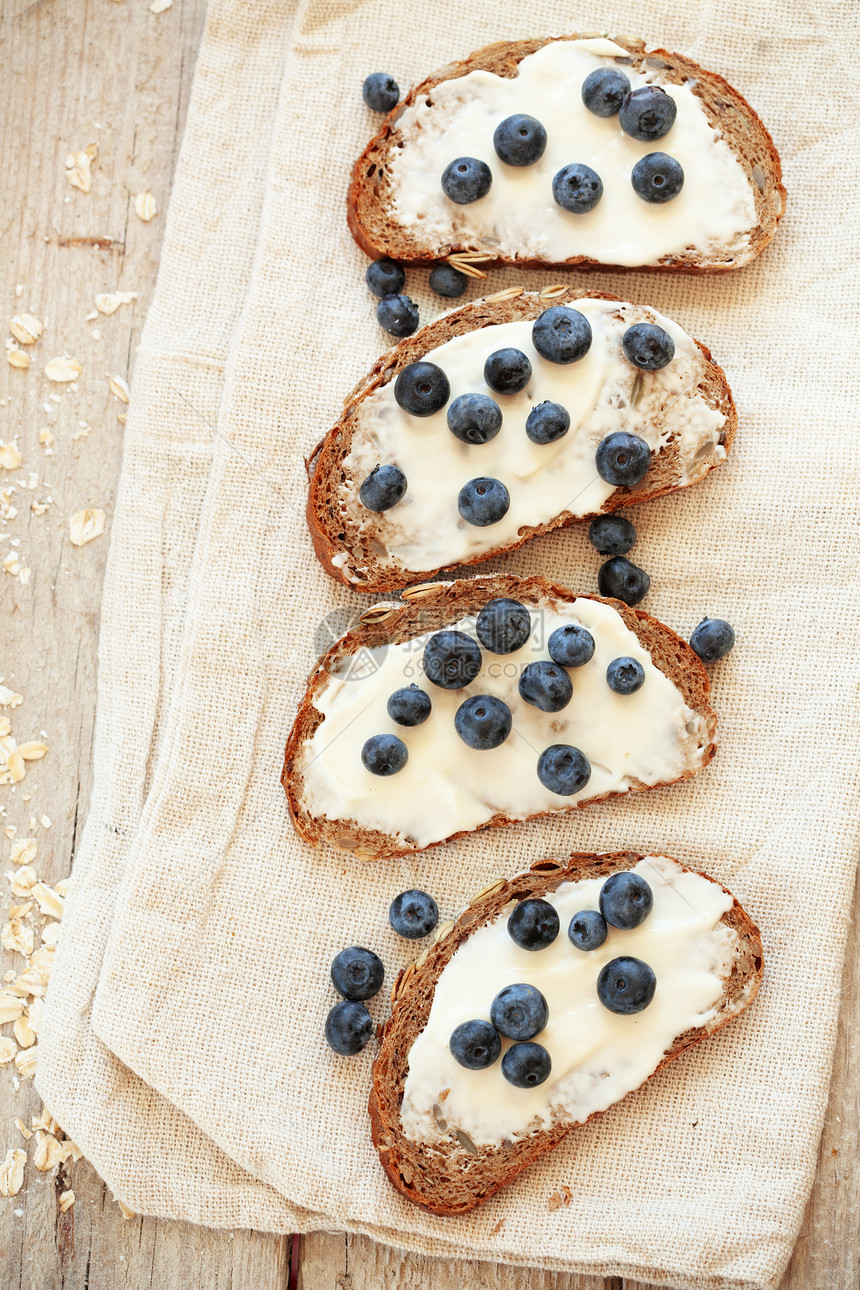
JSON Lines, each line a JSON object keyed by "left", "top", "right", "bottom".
{"left": 282, "top": 575, "right": 717, "bottom": 860}
{"left": 307, "top": 288, "right": 736, "bottom": 594}
{"left": 370, "top": 849, "right": 763, "bottom": 1214}
{"left": 349, "top": 34, "right": 785, "bottom": 273}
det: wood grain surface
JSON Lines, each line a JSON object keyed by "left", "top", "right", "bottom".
{"left": 0, "top": 3, "right": 857, "bottom": 1288}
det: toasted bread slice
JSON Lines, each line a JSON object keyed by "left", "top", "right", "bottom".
{"left": 307, "top": 290, "right": 736, "bottom": 594}
{"left": 370, "top": 850, "right": 763, "bottom": 1214}
{"left": 282, "top": 575, "right": 716, "bottom": 859}
{"left": 348, "top": 35, "right": 785, "bottom": 272}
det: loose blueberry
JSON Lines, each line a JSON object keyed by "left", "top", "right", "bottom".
{"left": 429, "top": 264, "right": 468, "bottom": 298}
{"left": 622, "top": 322, "right": 675, "bottom": 371}
{"left": 588, "top": 514, "right": 637, "bottom": 556}
{"left": 536, "top": 744, "right": 591, "bottom": 796}
{"left": 423, "top": 629, "right": 482, "bottom": 690}
{"left": 377, "top": 293, "right": 419, "bottom": 337}
{"left": 330, "top": 946, "right": 385, "bottom": 1001}
{"left": 606, "top": 656, "right": 646, "bottom": 695}
{"left": 389, "top": 889, "right": 439, "bottom": 939}
{"left": 552, "top": 163, "right": 603, "bottom": 214}
{"left": 457, "top": 476, "right": 510, "bottom": 526}
{"left": 394, "top": 360, "right": 450, "bottom": 417}
{"left": 386, "top": 684, "right": 432, "bottom": 727}
{"left": 441, "top": 156, "right": 492, "bottom": 204}
{"left": 362, "top": 72, "right": 399, "bottom": 114}
{"left": 361, "top": 733, "right": 408, "bottom": 777}
{"left": 475, "top": 597, "right": 532, "bottom": 655}
{"left": 598, "top": 556, "right": 651, "bottom": 606}
{"left": 690, "top": 617, "right": 736, "bottom": 663}
{"left": 454, "top": 694, "right": 512, "bottom": 750}
{"left": 501, "top": 1041, "right": 552, "bottom": 1088}
{"left": 533, "top": 305, "right": 593, "bottom": 366}
{"left": 595, "top": 431, "right": 652, "bottom": 487}
{"left": 365, "top": 258, "right": 405, "bottom": 297}
{"left": 483, "top": 347, "right": 532, "bottom": 394}
{"left": 493, "top": 113, "right": 547, "bottom": 166}
{"left": 518, "top": 660, "right": 573, "bottom": 713}
{"left": 507, "top": 898, "right": 560, "bottom": 951}
{"left": 525, "top": 401, "right": 570, "bottom": 445}
{"left": 490, "top": 983, "right": 549, "bottom": 1041}
{"left": 447, "top": 392, "right": 503, "bottom": 445}
{"left": 325, "top": 1000, "right": 373, "bottom": 1055}
{"left": 597, "top": 956, "right": 656, "bottom": 1014}
{"left": 568, "top": 909, "right": 608, "bottom": 952}
{"left": 599, "top": 871, "right": 654, "bottom": 929}
{"left": 449, "top": 1019, "right": 501, "bottom": 1070}
{"left": 619, "top": 85, "right": 677, "bottom": 141}
{"left": 359, "top": 463, "right": 407, "bottom": 512}
{"left": 631, "top": 152, "right": 684, "bottom": 203}
{"left": 548, "top": 623, "right": 595, "bottom": 668}
{"left": 581, "top": 67, "right": 631, "bottom": 117}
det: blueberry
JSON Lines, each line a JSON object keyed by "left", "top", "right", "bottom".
{"left": 599, "top": 871, "right": 654, "bottom": 929}
{"left": 525, "top": 401, "right": 570, "bottom": 445}
{"left": 475, "top": 597, "right": 532, "bottom": 655}
{"left": 325, "top": 1000, "right": 373, "bottom": 1055}
{"left": 449, "top": 1019, "right": 501, "bottom": 1070}
{"left": 362, "top": 72, "right": 399, "bottom": 113}
{"left": 568, "top": 909, "right": 608, "bottom": 952}
{"left": 595, "top": 431, "right": 652, "bottom": 487}
{"left": 588, "top": 514, "right": 637, "bottom": 556}
{"left": 597, "top": 956, "right": 656, "bottom": 1014}
{"left": 394, "top": 361, "right": 450, "bottom": 416}
{"left": 423, "top": 629, "right": 482, "bottom": 690}
{"left": 483, "top": 347, "right": 532, "bottom": 394}
{"left": 622, "top": 323, "right": 675, "bottom": 371}
{"left": 365, "top": 258, "right": 405, "bottom": 297}
{"left": 518, "top": 660, "right": 573, "bottom": 713}
{"left": 631, "top": 152, "right": 684, "bottom": 203}
{"left": 388, "top": 889, "right": 439, "bottom": 939}
{"left": 548, "top": 624, "right": 595, "bottom": 668}
{"left": 454, "top": 694, "right": 512, "bottom": 750}
{"left": 507, "top": 898, "right": 560, "bottom": 951}
{"left": 501, "top": 1041, "right": 552, "bottom": 1088}
{"left": 457, "top": 476, "right": 510, "bottom": 526}
{"left": 441, "top": 156, "right": 492, "bottom": 204}
{"left": 581, "top": 67, "right": 631, "bottom": 117}
{"left": 493, "top": 113, "right": 547, "bottom": 166}
{"left": 361, "top": 733, "right": 408, "bottom": 776}
{"left": 386, "top": 684, "right": 431, "bottom": 726}
{"left": 359, "top": 463, "right": 407, "bottom": 512}
{"left": 447, "top": 393, "right": 503, "bottom": 445}
{"left": 377, "top": 293, "right": 419, "bottom": 337}
{"left": 552, "top": 163, "right": 603, "bottom": 214}
{"left": 330, "top": 946, "right": 385, "bottom": 1000}
{"left": 532, "top": 306, "right": 592, "bottom": 365}
{"left": 606, "top": 656, "right": 646, "bottom": 695}
{"left": 429, "top": 264, "right": 468, "bottom": 298}
{"left": 690, "top": 617, "right": 736, "bottom": 663}
{"left": 536, "top": 744, "right": 591, "bottom": 796}
{"left": 619, "top": 85, "right": 677, "bottom": 141}
{"left": 490, "top": 983, "right": 549, "bottom": 1041}
{"left": 598, "top": 556, "right": 651, "bottom": 606}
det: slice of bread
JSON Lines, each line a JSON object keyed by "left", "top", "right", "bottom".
{"left": 307, "top": 289, "right": 736, "bottom": 594}
{"left": 370, "top": 849, "right": 763, "bottom": 1214}
{"left": 282, "top": 574, "right": 717, "bottom": 859}
{"left": 348, "top": 35, "right": 785, "bottom": 272}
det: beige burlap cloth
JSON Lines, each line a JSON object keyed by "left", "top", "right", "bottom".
{"left": 37, "top": 1, "right": 860, "bottom": 1287}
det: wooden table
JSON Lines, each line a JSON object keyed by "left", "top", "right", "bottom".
{"left": 1, "top": 3, "right": 857, "bottom": 1287}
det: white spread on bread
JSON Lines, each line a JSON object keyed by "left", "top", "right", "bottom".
{"left": 297, "top": 597, "right": 708, "bottom": 848}
{"left": 386, "top": 38, "right": 757, "bottom": 266}
{"left": 340, "top": 297, "right": 726, "bottom": 577}
{"left": 400, "top": 855, "right": 736, "bottom": 1146}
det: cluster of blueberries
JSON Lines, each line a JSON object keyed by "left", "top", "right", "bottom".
{"left": 366, "top": 254, "right": 469, "bottom": 340}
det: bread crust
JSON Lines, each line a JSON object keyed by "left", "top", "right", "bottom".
{"left": 282, "top": 575, "right": 717, "bottom": 858}
{"left": 348, "top": 34, "right": 786, "bottom": 272}
{"left": 369, "top": 849, "right": 763, "bottom": 1215}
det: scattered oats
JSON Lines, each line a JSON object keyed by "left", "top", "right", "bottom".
{"left": 55, "top": 878, "right": 70, "bottom": 899}
{"left": 14, "top": 286, "right": 23, "bottom": 299}
{"left": 0, "top": 442, "right": 23, "bottom": 471}
{"left": 27, "top": 998, "right": 44, "bottom": 1035}
{"left": 65, "top": 143, "right": 97, "bottom": 194}
{"left": 33, "top": 1131, "right": 63, "bottom": 1172}
{"left": 49, "top": 394, "right": 61, "bottom": 404}
{"left": 109, "top": 374, "right": 130, "bottom": 403}
{"left": 29, "top": 946, "right": 54, "bottom": 982}
{"left": 14, "top": 1044, "right": 37, "bottom": 1079}
{"left": 8, "top": 901, "right": 33, "bottom": 920}
{"left": 9, "top": 315, "right": 43, "bottom": 347}
{"left": 32, "top": 883, "right": 63, "bottom": 920}
{"left": 59, "top": 1189, "right": 75, "bottom": 1213}
{"left": 0, "top": 1037, "right": 17, "bottom": 1064}
{"left": 134, "top": 190, "right": 158, "bottom": 222}
{"left": 150, "top": 0, "right": 173, "bottom": 10}
{"left": 117, "top": 1199, "right": 135, "bottom": 1219}
{"left": 95, "top": 291, "right": 138, "bottom": 315}
{"left": 30, "top": 500, "right": 50, "bottom": 517}
{"left": 13, "top": 1014, "right": 35, "bottom": 1049}
{"left": 0, "top": 1149, "right": 26, "bottom": 1197}
{"left": 72, "top": 425, "right": 92, "bottom": 442}
{"left": 0, "top": 993, "right": 25, "bottom": 1024}
{"left": 6, "top": 346, "right": 30, "bottom": 371}
{"left": 31, "top": 1107, "right": 55, "bottom": 1133}
{"left": 117, "top": 413, "right": 127, "bottom": 425}
{"left": 0, "top": 687, "right": 23, "bottom": 709}
{"left": 58, "top": 1138, "right": 82, "bottom": 1163}
{"left": 85, "top": 310, "right": 99, "bottom": 323}
{"left": 38, "top": 429, "right": 54, "bottom": 449}
{"left": 8, "top": 867, "right": 37, "bottom": 897}
{"left": 10, "top": 839, "right": 37, "bottom": 866}
{"left": 3, "top": 552, "right": 21, "bottom": 577}
{"left": 40, "top": 816, "right": 51, "bottom": 829}
{"left": 69, "top": 508, "right": 105, "bottom": 546}
{"left": 15, "top": 970, "right": 46, "bottom": 998}
{"left": 17, "top": 565, "right": 31, "bottom": 587}
{"left": 17, "top": 743, "right": 47, "bottom": 762}
{"left": 14, "top": 1120, "right": 31, "bottom": 1142}
{"left": 25, "top": 472, "right": 38, "bottom": 490}
{"left": 91, "top": 329, "right": 101, "bottom": 341}
{"left": 40, "top": 923, "right": 60, "bottom": 949}
{"left": 2, "top": 971, "right": 14, "bottom": 982}
{"left": 3, "top": 824, "right": 15, "bottom": 838}
{"left": 45, "top": 356, "right": 82, "bottom": 383}
{"left": 2, "top": 920, "right": 35, "bottom": 957}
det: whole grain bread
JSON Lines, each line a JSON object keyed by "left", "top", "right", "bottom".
{"left": 282, "top": 574, "right": 717, "bottom": 859}
{"left": 306, "top": 289, "right": 737, "bottom": 593}
{"left": 348, "top": 34, "right": 785, "bottom": 272}
{"left": 370, "top": 849, "right": 763, "bottom": 1215}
